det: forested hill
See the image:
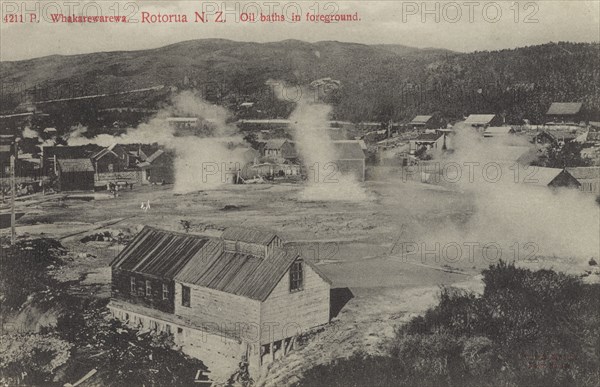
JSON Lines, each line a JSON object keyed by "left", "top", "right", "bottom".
{"left": 1, "top": 40, "right": 598, "bottom": 124}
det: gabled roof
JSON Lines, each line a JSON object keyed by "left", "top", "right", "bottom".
{"left": 264, "top": 139, "right": 288, "bottom": 150}
{"left": 533, "top": 130, "right": 578, "bottom": 143}
{"left": 517, "top": 167, "right": 579, "bottom": 187}
{"left": 110, "top": 226, "right": 209, "bottom": 279}
{"left": 566, "top": 167, "right": 600, "bottom": 181}
{"left": 332, "top": 141, "right": 366, "bottom": 160}
{"left": 113, "top": 226, "right": 331, "bottom": 301}
{"left": 547, "top": 102, "right": 582, "bottom": 116}
{"left": 222, "top": 226, "right": 278, "bottom": 245}
{"left": 409, "top": 115, "right": 433, "bottom": 125}
{"left": 175, "top": 239, "right": 330, "bottom": 301}
{"left": 91, "top": 147, "right": 119, "bottom": 161}
{"left": 145, "top": 149, "right": 165, "bottom": 163}
{"left": 464, "top": 114, "right": 496, "bottom": 125}
{"left": 43, "top": 145, "right": 102, "bottom": 159}
{"left": 57, "top": 158, "right": 94, "bottom": 173}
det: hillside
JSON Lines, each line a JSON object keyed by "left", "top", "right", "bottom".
{"left": 1, "top": 40, "right": 598, "bottom": 126}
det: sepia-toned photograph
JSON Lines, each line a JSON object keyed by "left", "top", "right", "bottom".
{"left": 0, "top": 1, "right": 599, "bottom": 386}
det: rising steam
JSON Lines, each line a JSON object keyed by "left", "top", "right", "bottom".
{"left": 415, "top": 122, "right": 599, "bottom": 262}
{"left": 271, "top": 80, "right": 370, "bottom": 201}
{"left": 68, "top": 91, "right": 247, "bottom": 192}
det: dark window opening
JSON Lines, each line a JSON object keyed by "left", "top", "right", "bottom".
{"left": 290, "top": 260, "right": 304, "bottom": 292}
{"left": 130, "top": 277, "right": 136, "bottom": 293}
{"left": 182, "top": 285, "right": 191, "bottom": 307}
{"left": 162, "top": 283, "right": 169, "bottom": 300}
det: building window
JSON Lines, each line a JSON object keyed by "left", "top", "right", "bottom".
{"left": 130, "top": 277, "right": 136, "bottom": 293}
{"left": 182, "top": 285, "right": 191, "bottom": 307}
{"left": 290, "top": 260, "right": 304, "bottom": 292}
{"left": 162, "top": 283, "right": 169, "bottom": 300}
{"left": 145, "top": 280, "right": 151, "bottom": 296}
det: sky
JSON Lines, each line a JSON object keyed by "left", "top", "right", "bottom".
{"left": 1, "top": 0, "right": 598, "bottom": 61}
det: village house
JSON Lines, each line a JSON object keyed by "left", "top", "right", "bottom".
{"left": 515, "top": 167, "right": 580, "bottom": 189}
{"left": 137, "top": 149, "right": 175, "bottom": 184}
{"left": 408, "top": 114, "right": 444, "bottom": 130}
{"left": 41, "top": 145, "right": 102, "bottom": 175}
{"left": 545, "top": 102, "right": 583, "bottom": 125}
{"left": 463, "top": 114, "right": 502, "bottom": 130}
{"left": 566, "top": 167, "right": 600, "bottom": 194}
{"left": 92, "top": 146, "right": 127, "bottom": 174}
{"left": 409, "top": 131, "right": 450, "bottom": 155}
{"left": 92, "top": 145, "right": 143, "bottom": 188}
{"left": 483, "top": 126, "right": 516, "bottom": 138}
{"left": 262, "top": 139, "right": 298, "bottom": 164}
{"left": 332, "top": 140, "right": 367, "bottom": 181}
{"left": 56, "top": 158, "right": 95, "bottom": 191}
{"left": 166, "top": 117, "right": 199, "bottom": 129}
{"left": 108, "top": 226, "right": 331, "bottom": 376}
{"left": 531, "top": 130, "right": 579, "bottom": 146}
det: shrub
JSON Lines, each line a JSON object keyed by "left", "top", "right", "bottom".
{"left": 295, "top": 261, "right": 600, "bottom": 387}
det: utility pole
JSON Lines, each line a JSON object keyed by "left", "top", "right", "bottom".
{"left": 10, "top": 147, "right": 16, "bottom": 245}
{"left": 10, "top": 137, "right": 20, "bottom": 245}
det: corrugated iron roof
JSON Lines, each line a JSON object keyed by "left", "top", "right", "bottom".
{"left": 516, "top": 167, "right": 579, "bottom": 187}
{"left": 43, "top": 145, "right": 103, "bottom": 160}
{"left": 547, "top": 102, "right": 582, "bottom": 116}
{"left": 110, "top": 226, "right": 209, "bottom": 279}
{"left": 566, "top": 167, "right": 600, "bottom": 181}
{"left": 464, "top": 114, "right": 496, "bottom": 125}
{"left": 113, "top": 226, "right": 331, "bottom": 301}
{"left": 57, "top": 158, "right": 94, "bottom": 173}
{"left": 175, "top": 239, "right": 328, "bottom": 301}
{"left": 222, "top": 226, "right": 277, "bottom": 244}
{"left": 409, "top": 115, "right": 433, "bottom": 124}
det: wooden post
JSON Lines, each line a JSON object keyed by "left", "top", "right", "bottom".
{"left": 270, "top": 342, "right": 275, "bottom": 363}
{"left": 10, "top": 153, "right": 16, "bottom": 245}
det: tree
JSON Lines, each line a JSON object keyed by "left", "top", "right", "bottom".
{"left": 533, "top": 141, "right": 592, "bottom": 168}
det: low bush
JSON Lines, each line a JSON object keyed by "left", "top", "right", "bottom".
{"left": 295, "top": 261, "right": 600, "bottom": 387}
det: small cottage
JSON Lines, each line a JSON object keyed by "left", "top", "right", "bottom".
{"left": 56, "top": 158, "right": 95, "bottom": 191}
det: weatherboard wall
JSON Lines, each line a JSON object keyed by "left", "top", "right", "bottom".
{"left": 111, "top": 268, "right": 175, "bottom": 314}
{"left": 174, "top": 282, "right": 261, "bottom": 338}
{"left": 259, "top": 263, "right": 330, "bottom": 344}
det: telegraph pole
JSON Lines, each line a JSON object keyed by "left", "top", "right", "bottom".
{"left": 10, "top": 152, "right": 16, "bottom": 245}
{"left": 10, "top": 138, "right": 19, "bottom": 245}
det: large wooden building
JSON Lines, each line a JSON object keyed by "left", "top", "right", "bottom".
{"left": 109, "top": 226, "right": 331, "bottom": 375}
